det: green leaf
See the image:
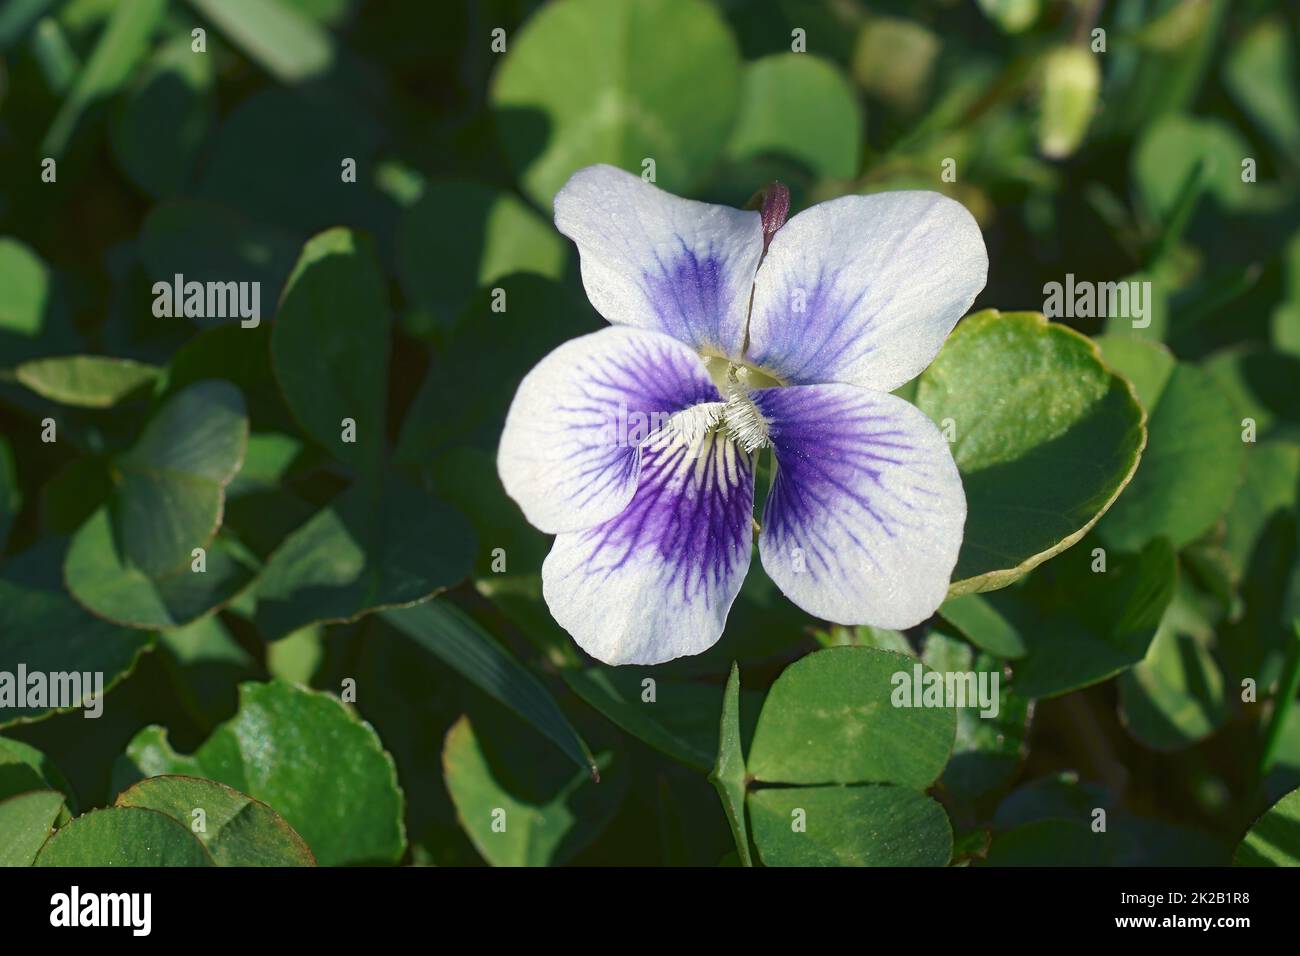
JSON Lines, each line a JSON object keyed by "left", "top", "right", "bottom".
{"left": 747, "top": 647, "right": 955, "bottom": 788}
{"left": 0, "top": 737, "right": 77, "bottom": 813}
{"left": 1096, "top": 338, "right": 1243, "bottom": 550}
{"left": 562, "top": 666, "right": 726, "bottom": 773}
{"left": 64, "top": 512, "right": 256, "bottom": 630}
{"left": 923, "top": 633, "right": 1029, "bottom": 802}
{"left": 1234, "top": 787, "right": 1300, "bottom": 866}
{"left": 1037, "top": 46, "right": 1100, "bottom": 159}
{"left": 1013, "top": 537, "right": 1178, "bottom": 698}
{"left": 0, "top": 576, "right": 153, "bottom": 728}
{"left": 114, "top": 775, "right": 315, "bottom": 866}
{"left": 749, "top": 785, "right": 951, "bottom": 866}
{"left": 185, "top": 0, "right": 334, "bottom": 83}
{"left": 110, "top": 33, "right": 214, "bottom": 198}
{"left": 122, "top": 680, "right": 406, "bottom": 865}
{"left": 14, "top": 355, "right": 159, "bottom": 407}
{"left": 939, "top": 592, "right": 1026, "bottom": 659}
{"left": 915, "top": 311, "right": 1146, "bottom": 595}
{"left": 1222, "top": 17, "right": 1300, "bottom": 160}
{"left": 1205, "top": 345, "right": 1300, "bottom": 444}
{"left": 1221, "top": 442, "right": 1300, "bottom": 584}
{"left": 1119, "top": 610, "right": 1226, "bottom": 752}
{"left": 271, "top": 228, "right": 387, "bottom": 481}
{"left": 395, "top": 181, "right": 566, "bottom": 328}
{"left": 0, "top": 790, "right": 65, "bottom": 866}
{"left": 0, "top": 237, "right": 77, "bottom": 361}
{"left": 1132, "top": 114, "right": 1261, "bottom": 220}
{"left": 35, "top": 806, "right": 215, "bottom": 866}
{"left": 725, "top": 54, "right": 862, "bottom": 180}
{"left": 442, "top": 711, "right": 625, "bottom": 866}
{"left": 115, "top": 380, "right": 249, "bottom": 576}
{"left": 491, "top": 0, "right": 742, "bottom": 208}
{"left": 381, "top": 599, "right": 596, "bottom": 776}
{"left": 41, "top": 0, "right": 168, "bottom": 156}
{"left": 253, "top": 474, "right": 474, "bottom": 639}
{"left": 984, "top": 819, "right": 1111, "bottom": 866}
{"left": 708, "top": 663, "right": 752, "bottom": 867}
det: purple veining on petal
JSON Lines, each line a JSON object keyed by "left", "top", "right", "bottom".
{"left": 553, "top": 334, "right": 721, "bottom": 504}
{"left": 745, "top": 262, "right": 886, "bottom": 384}
{"left": 752, "top": 385, "right": 936, "bottom": 585}
{"left": 559, "top": 427, "right": 755, "bottom": 610}
{"left": 642, "top": 240, "right": 728, "bottom": 352}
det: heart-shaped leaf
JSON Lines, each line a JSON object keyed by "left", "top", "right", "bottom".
{"left": 749, "top": 785, "right": 951, "bottom": 866}
{"left": 114, "top": 774, "right": 314, "bottom": 866}
{"left": 915, "top": 311, "right": 1146, "bottom": 595}
{"left": 120, "top": 680, "right": 405, "bottom": 865}
{"left": 491, "top": 0, "right": 742, "bottom": 208}
{"left": 747, "top": 647, "right": 955, "bottom": 788}
{"left": 36, "top": 807, "right": 215, "bottom": 866}
{"left": 0, "top": 237, "right": 77, "bottom": 361}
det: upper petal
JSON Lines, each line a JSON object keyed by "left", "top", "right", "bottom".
{"left": 498, "top": 326, "right": 720, "bottom": 534}
{"left": 752, "top": 383, "right": 966, "bottom": 629}
{"left": 554, "top": 164, "right": 765, "bottom": 358}
{"left": 542, "top": 425, "right": 756, "bottom": 665}
{"left": 746, "top": 191, "right": 987, "bottom": 391}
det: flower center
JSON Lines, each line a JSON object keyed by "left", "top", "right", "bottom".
{"left": 720, "top": 365, "right": 772, "bottom": 453}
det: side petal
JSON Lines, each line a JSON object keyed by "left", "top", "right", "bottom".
{"left": 752, "top": 384, "right": 965, "bottom": 629}
{"left": 542, "top": 426, "right": 756, "bottom": 665}
{"left": 554, "top": 164, "right": 765, "bottom": 358}
{"left": 746, "top": 191, "right": 987, "bottom": 391}
{"left": 498, "top": 326, "right": 720, "bottom": 534}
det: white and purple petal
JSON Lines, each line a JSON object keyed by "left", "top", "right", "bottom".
{"left": 542, "top": 425, "right": 756, "bottom": 665}
{"left": 554, "top": 164, "right": 765, "bottom": 358}
{"left": 746, "top": 191, "right": 987, "bottom": 391}
{"left": 752, "top": 383, "right": 965, "bottom": 629}
{"left": 498, "top": 327, "right": 720, "bottom": 534}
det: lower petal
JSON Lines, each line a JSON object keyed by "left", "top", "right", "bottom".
{"left": 542, "top": 425, "right": 756, "bottom": 665}
{"left": 752, "top": 384, "right": 966, "bottom": 629}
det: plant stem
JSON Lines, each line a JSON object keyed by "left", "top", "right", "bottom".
{"left": 1258, "top": 620, "right": 1300, "bottom": 779}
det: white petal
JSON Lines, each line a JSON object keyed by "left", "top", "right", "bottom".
{"left": 498, "top": 326, "right": 719, "bottom": 534}
{"left": 543, "top": 426, "right": 755, "bottom": 665}
{"left": 554, "top": 164, "right": 765, "bottom": 358}
{"left": 746, "top": 191, "right": 987, "bottom": 391}
{"left": 753, "top": 384, "right": 966, "bottom": 628}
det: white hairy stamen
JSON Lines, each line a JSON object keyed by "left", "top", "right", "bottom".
{"left": 664, "top": 402, "right": 724, "bottom": 445}
{"left": 721, "top": 366, "right": 771, "bottom": 453}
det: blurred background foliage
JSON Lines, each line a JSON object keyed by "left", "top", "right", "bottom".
{"left": 1, "top": 0, "right": 1299, "bottom": 866}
